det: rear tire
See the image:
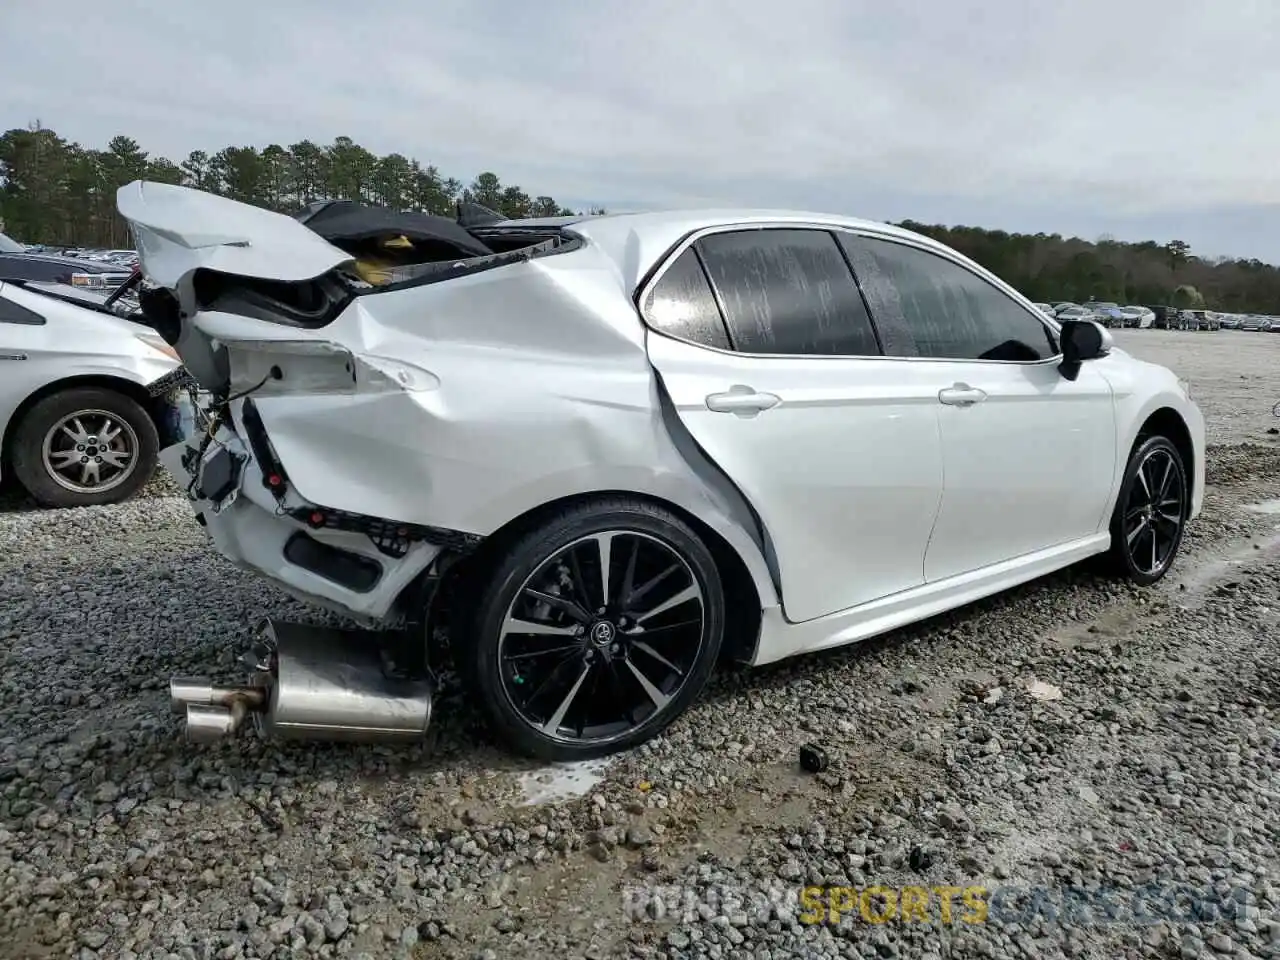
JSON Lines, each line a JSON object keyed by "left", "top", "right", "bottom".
{"left": 10, "top": 387, "right": 159, "bottom": 508}
{"left": 457, "top": 497, "right": 725, "bottom": 761}
{"left": 1105, "top": 434, "right": 1188, "bottom": 586}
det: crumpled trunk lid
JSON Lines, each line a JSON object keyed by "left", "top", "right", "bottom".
{"left": 118, "top": 180, "right": 354, "bottom": 289}
{"left": 118, "top": 181, "right": 357, "bottom": 393}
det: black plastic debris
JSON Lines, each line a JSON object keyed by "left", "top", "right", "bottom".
{"left": 909, "top": 845, "right": 934, "bottom": 872}
{"left": 799, "top": 743, "right": 829, "bottom": 773}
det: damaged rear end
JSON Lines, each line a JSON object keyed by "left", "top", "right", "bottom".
{"left": 115, "top": 180, "right": 619, "bottom": 744}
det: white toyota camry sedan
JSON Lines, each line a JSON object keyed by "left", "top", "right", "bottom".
{"left": 118, "top": 182, "right": 1205, "bottom": 760}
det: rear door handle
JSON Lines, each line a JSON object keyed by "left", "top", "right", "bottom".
{"left": 938, "top": 383, "right": 988, "bottom": 406}
{"left": 705, "top": 385, "right": 781, "bottom": 417}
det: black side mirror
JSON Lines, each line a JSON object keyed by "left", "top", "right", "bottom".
{"left": 1058, "top": 318, "right": 1110, "bottom": 381}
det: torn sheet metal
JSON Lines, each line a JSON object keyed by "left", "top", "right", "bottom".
{"left": 125, "top": 184, "right": 779, "bottom": 624}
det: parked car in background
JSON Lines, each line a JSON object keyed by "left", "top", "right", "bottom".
{"left": 1119, "top": 306, "right": 1155, "bottom": 329}
{"left": 1148, "top": 306, "right": 1183, "bottom": 330}
{"left": 1179, "top": 311, "right": 1202, "bottom": 331}
{"left": 0, "top": 233, "right": 133, "bottom": 291}
{"left": 1032, "top": 302, "right": 1057, "bottom": 319}
{"left": 1056, "top": 304, "right": 1094, "bottom": 321}
{"left": 121, "top": 180, "right": 1206, "bottom": 759}
{"left": 1219, "top": 314, "right": 1241, "bottom": 329}
{"left": 1190, "top": 310, "right": 1220, "bottom": 331}
{"left": 1240, "top": 315, "right": 1266, "bottom": 331}
{"left": 1, "top": 279, "right": 189, "bottom": 507}
{"left": 1086, "top": 302, "right": 1125, "bottom": 327}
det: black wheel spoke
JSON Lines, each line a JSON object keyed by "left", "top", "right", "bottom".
{"left": 523, "top": 588, "right": 592, "bottom": 624}
{"left": 633, "top": 584, "right": 701, "bottom": 625}
{"left": 541, "top": 663, "right": 591, "bottom": 734}
{"left": 503, "top": 643, "right": 581, "bottom": 662}
{"left": 625, "top": 563, "right": 680, "bottom": 610}
{"left": 624, "top": 657, "right": 672, "bottom": 709}
{"left": 605, "top": 660, "right": 635, "bottom": 727}
{"left": 621, "top": 538, "right": 639, "bottom": 607}
{"left": 565, "top": 544, "right": 592, "bottom": 609}
{"left": 631, "top": 639, "right": 685, "bottom": 677}
{"left": 520, "top": 653, "right": 583, "bottom": 712}
{"left": 1157, "top": 457, "right": 1174, "bottom": 500}
{"left": 627, "top": 618, "right": 701, "bottom": 635}
{"left": 497, "top": 529, "right": 706, "bottom": 745}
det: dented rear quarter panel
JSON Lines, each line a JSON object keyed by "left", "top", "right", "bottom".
{"left": 239, "top": 244, "right": 781, "bottom": 609}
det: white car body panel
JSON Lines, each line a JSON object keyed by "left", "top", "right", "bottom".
{"left": 920, "top": 357, "right": 1117, "bottom": 582}
{"left": 647, "top": 332, "right": 945, "bottom": 623}
{"left": 0, "top": 281, "right": 179, "bottom": 487}
{"left": 119, "top": 182, "right": 1206, "bottom": 670}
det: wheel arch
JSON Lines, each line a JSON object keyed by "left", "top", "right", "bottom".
{"left": 1, "top": 374, "right": 166, "bottom": 470}
{"left": 1134, "top": 406, "right": 1195, "bottom": 513}
{"left": 427, "top": 488, "right": 767, "bottom": 667}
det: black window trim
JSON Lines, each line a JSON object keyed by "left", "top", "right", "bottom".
{"left": 634, "top": 220, "right": 1063, "bottom": 365}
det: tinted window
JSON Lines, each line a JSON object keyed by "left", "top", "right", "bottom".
{"left": 0, "top": 295, "right": 45, "bottom": 325}
{"left": 695, "top": 229, "right": 881, "bottom": 356}
{"left": 641, "top": 247, "right": 731, "bottom": 350}
{"left": 840, "top": 236, "right": 1056, "bottom": 361}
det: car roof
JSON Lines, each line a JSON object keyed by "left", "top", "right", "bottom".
{"left": 520, "top": 208, "right": 974, "bottom": 292}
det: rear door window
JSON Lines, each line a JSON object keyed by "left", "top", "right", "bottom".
{"left": 694, "top": 228, "right": 882, "bottom": 356}
{"left": 839, "top": 235, "right": 1056, "bottom": 361}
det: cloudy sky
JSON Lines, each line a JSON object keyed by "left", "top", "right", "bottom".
{"left": 3, "top": 0, "right": 1278, "bottom": 260}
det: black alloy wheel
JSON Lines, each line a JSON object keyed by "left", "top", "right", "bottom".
{"left": 1108, "top": 434, "right": 1188, "bottom": 585}
{"left": 460, "top": 498, "right": 725, "bottom": 760}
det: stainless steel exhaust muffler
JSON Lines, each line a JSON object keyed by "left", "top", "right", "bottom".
{"left": 168, "top": 620, "right": 434, "bottom": 745}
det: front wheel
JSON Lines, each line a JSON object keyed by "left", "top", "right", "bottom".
{"left": 10, "top": 387, "right": 159, "bottom": 508}
{"left": 1106, "top": 434, "right": 1188, "bottom": 585}
{"left": 458, "top": 498, "right": 725, "bottom": 760}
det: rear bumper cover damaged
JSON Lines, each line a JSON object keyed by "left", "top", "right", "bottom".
{"left": 160, "top": 408, "right": 460, "bottom": 622}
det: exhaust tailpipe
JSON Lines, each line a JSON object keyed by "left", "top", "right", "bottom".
{"left": 169, "top": 679, "right": 266, "bottom": 742}
{"left": 169, "top": 620, "right": 434, "bottom": 745}
{"left": 185, "top": 703, "right": 247, "bottom": 742}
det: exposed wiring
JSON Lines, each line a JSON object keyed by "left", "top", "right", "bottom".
{"left": 183, "top": 370, "right": 278, "bottom": 500}
{"left": 225, "top": 369, "right": 278, "bottom": 406}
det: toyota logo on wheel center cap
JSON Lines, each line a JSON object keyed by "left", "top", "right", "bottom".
{"left": 590, "top": 621, "right": 616, "bottom": 645}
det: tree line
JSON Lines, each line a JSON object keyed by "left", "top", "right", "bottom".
{"left": 2, "top": 124, "right": 1278, "bottom": 313}
{"left": 0, "top": 124, "right": 585, "bottom": 251}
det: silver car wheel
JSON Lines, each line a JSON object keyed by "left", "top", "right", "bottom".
{"left": 496, "top": 530, "right": 707, "bottom": 745}
{"left": 41, "top": 409, "right": 140, "bottom": 495}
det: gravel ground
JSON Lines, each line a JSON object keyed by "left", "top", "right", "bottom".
{"left": 2, "top": 329, "right": 1280, "bottom": 960}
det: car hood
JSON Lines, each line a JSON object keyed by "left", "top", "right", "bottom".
{"left": 117, "top": 180, "right": 354, "bottom": 289}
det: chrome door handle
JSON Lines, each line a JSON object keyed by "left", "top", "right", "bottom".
{"left": 705, "top": 386, "right": 781, "bottom": 416}
{"left": 938, "top": 383, "right": 987, "bottom": 406}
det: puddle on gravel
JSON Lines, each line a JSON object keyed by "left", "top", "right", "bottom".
{"left": 1172, "top": 526, "right": 1280, "bottom": 597}
{"left": 516, "top": 758, "right": 614, "bottom": 806}
{"left": 1243, "top": 499, "right": 1280, "bottom": 515}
